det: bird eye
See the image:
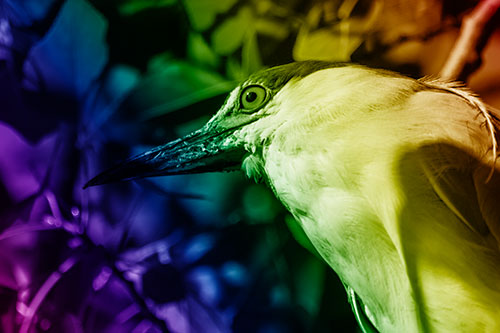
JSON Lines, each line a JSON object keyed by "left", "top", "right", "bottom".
{"left": 239, "top": 85, "right": 268, "bottom": 112}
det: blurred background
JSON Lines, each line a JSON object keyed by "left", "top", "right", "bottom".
{"left": 0, "top": 0, "right": 499, "bottom": 332}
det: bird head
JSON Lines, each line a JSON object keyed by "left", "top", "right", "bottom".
{"left": 84, "top": 61, "right": 355, "bottom": 187}
{"left": 83, "top": 60, "right": 500, "bottom": 333}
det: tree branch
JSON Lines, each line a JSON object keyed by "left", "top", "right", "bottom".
{"left": 440, "top": 0, "right": 500, "bottom": 81}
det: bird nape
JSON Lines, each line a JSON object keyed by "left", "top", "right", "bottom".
{"left": 85, "top": 61, "right": 500, "bottom": 332}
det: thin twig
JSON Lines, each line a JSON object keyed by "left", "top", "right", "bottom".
{"left": 440, "top": 0, "right": 500, "bottom": 81}
{"left": 0, "top": 224, "right": 58, "bottom": 241}
{"left": 19, "top": 256, "right": 79, "bottom": 333}
{"left": 110, "top": 263, "right": 171, "bottom": 333}
{"left": 77, "top": 231, "right": 172, "bottom": 332}
{"left": 5, "top": 194, "right": 171, "bottom": 333}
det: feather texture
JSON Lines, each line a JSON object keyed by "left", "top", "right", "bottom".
{"left": 239, "top": 65, "right": 500, "bottom": 332}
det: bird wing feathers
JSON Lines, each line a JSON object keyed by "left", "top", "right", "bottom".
{"left": 474, "top": 105, "right": 500, "bottom": 246}
{"left": 417, "top": 80, "right": 500, "bottom": 247}
{"left": 419, "top": 144, "right": 491, "bottom": 237}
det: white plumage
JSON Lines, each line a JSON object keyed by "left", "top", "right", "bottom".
{"left": 87, "top": 62, "right": 500, "bottom": 332}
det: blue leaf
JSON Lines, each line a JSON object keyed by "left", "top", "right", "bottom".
{"left": 23, "top": 0, "right": 108, "bottom": 99}
{"left": 182, "top": 233, "right": 216, "bottom": 263}
{"left": 4, "top": 0, "right": 59, "bottom": 27}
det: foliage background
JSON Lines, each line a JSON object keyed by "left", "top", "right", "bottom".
{"left": 0, "top": 0, "right": 499, "bottom": 332}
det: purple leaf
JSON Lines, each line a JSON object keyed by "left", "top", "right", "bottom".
{"left": 0, "top": 122, "right": 56, "bottom": 203}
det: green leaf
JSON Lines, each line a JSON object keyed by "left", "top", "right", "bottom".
{"left": 293, "top": 2, "right": 381, "bottom": 62}
{"left": 125, "top": 57, "right": 236, "bottom": 121}
{"left": 255, "top": 18, "right": 290, "bottom": 40}
{"left": 183, "top": 0, "right": 238, "bottom": 31}
{"left": 187, "top": 32, "right": 220, "bottom": 68}
{"left": 211, "top": 6, "right": 252, "bottom": 55}
{"left": 242, "top": 29, "right": 263, "bottom": 76}
{"left": 118, "top": 0, "right": 177, "bottom": 16}
{"left": 293, "top": 255, "right": 326, "bottom": 317}
{"left": 226, "top": 55, "right": 245, "bottom": 81}
{"left": 242, "top": 184, "right": 281, "bottom": 224}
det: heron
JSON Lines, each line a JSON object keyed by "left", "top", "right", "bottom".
{"left": 85, "top": 61, "right": 500, "bottom": 332}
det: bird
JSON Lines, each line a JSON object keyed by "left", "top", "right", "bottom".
{"left": 85, "top": 61, "right": 500, "bottom": 332}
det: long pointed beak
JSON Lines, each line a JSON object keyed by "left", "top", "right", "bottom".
{"left": 83, "top": 124, "right": 246, "bottom": 188}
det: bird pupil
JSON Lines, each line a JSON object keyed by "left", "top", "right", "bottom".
{"left": 246, "top": 91, "right": 257, "bottom": 103}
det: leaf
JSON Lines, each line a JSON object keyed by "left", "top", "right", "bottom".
{"left": 255, "top": 18, "right": 290, "bottom": 41}
{"left": 4, "top": 0, "right": 60, "bottom": 26}
{"left": 211, "top": 6, "right": 253, "bottom": 56}
{"left": 293, "top": 255, "right": 325, "bottom": 317}
{"left": 186, "top": 266, "right": 221, "bottom": 305}
{"left": 183, "top": 295, "right": 229, "bottom": 332}
{"left": 374, "top": 0, "right": 443, "bottom": 44}
{"left": 294, "top": 27, "right": 364, "bottom": 62}
{"left": 80, "top": 64, "right": 141, "bottom": 141}
{"left": 183, "top": 0, "right": 238, "bottom": 31}
{"left": 293, "top": 2, "right": 380, "bottom": 62}
{"left": 118, "top": 0, "right": 177, "bottom": 16}
{"left": 123, "top": 58, "right": 235, "bottom": 121}
{"left": 220, "top": 261, "right": 247, "bottom": 286}
{"left": 0, "top": 19, "right": 13, "bottom": 47}
{"left": 187, "top": 32, "right": 220, "bottom": 69}
{"left": 242, "top": 184, "right": 281, "bottom": 224}
{"left": 181, "top": 233, "right": 217, "bottom": 263}
{"left": 0, "top": 122, "right": 57, "bottom": 203}
{"left": 23, "top": 0, "right": 108, "bottom": 99}
{"left": 226, "top": 55, "right": 245, "bottom": 81}
{"left": 242, "top": 29, "right": 263, "bottom": 76}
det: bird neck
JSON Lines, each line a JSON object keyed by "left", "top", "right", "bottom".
{"left": 251, "top": 73, "right": 500, "bottom": 331}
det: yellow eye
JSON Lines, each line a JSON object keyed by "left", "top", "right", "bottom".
{"left": 240, "top": 85, "right": 268, "bottom": 112}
